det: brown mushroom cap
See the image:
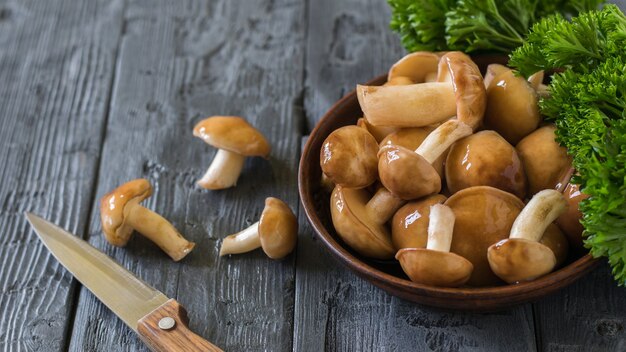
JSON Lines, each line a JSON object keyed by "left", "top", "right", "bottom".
{"left": 396, "top": 248, "right": 473, "bottom": 287}
{"left": 391, "top": 194, "right": 447, "bottom": 250}
{"left": 446, "top": 130, "right": 527, "bottom": 199}
{"left": 193, "top": 116, "right": 271, "bottom": 157}
{"left": 356, "top": 118, "right": 398, "bottom": 143}
{"left": 555, "top": 182, "right": 588, "bottom": 250}
{"left": 483, "top": 64, "right": 511, "bottom": 88}
{"left": 388, "top": 51, "right": 440, "bottom": 83}
{"left": 378, "top": 144, "right": 441, "bottom": 200}
{"left": 445, "top": 186, "right": 524, "bottom": 286}
{"left": 320, "top": 126, "right": 379, "bottom": 189}
{"left": 330, "top": 186, "right": 395, "bottom": 259}
{"left": 437, "top": 52, "right": 487, "bottom": 130}
{"left": 487, "top": 238, "right": 557, "bottom": 284}
{"left": 100, "top": 179, "right": 152, "bottom": 246}
{"left": 379, "top": 127, "right": 445, "bottom": 178}
{"left": 484, "top": 70, "right": 541, "bottom": 145}
{"left": 258, "top": 197, "right": 298, "bottom": 259}
{"left": 541, "top": 223, "right": 569, "bottom": 266}
{"left": 516, "top": 125, "right": 571, "bottom": 195}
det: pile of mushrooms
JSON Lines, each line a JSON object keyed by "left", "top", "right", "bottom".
{"left": 321, "top": 51, "right": 584, "bottom": 287}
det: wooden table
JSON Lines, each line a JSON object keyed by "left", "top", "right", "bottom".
{"left": 1, "top": 1, "right": 626, "bottom": 351}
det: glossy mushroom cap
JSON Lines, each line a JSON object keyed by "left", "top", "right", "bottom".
{"left": 555, "top": 182, "right": 588, "bottom": 250}
{"left": 100, "top": 179, "right": 152, "bottom": 246}
{"left": 445, "top": 186, "right": 524, "bottom": 286}
{"left": 193, "top": 116, "right": 271, "bottom": 157}
{"left": 391, "top": 194, "right": 447, "bottom": 250}
{"left": 258, "top": 197, "right": 298, "bottom": 259}
{"left": 516, "top": 125, "right": 571, "bottom": 195}
{"left": 483, "top": 64, "right": 511, "bottom": 88}
{"left": 378, "top": 144, "right": 441, "bottom": 200}
{"left": 387, "top": 51, "right": 440, "bottom": 83}
{"left": 487, "top": 238, "right": 557, "bottom": 284}
{"left": 484, "top": 70, "right": 541, "bottom": 145}
{"left": 320, "top": 126, "right": 379, "bottom": 188}
{"left": 436, "top": 52, "right": 487, "bottom": 130}
{"left": 379, "top": 127, "right": 445, "bottom": 177}
{"left": 396, "top": 249, "right": 473, "bottom": 287}
{"left": 330, "top": 186, "right": 395, "bottom": 259}
{"left": 446, "top": 130, "right": 527, "bottom": 199}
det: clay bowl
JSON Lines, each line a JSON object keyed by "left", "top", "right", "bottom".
{"left": 298, "top": 55, "right": 599, "bottom": 312}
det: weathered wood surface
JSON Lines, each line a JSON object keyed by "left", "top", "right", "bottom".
{"left": 0, "top": 0, "right": 626, "bottom": 351}
{"left": 0, "top": 0, "right": 124, "bottom": 350}
{"left": 67, "top": 0, "right": 305, "bottom": 351}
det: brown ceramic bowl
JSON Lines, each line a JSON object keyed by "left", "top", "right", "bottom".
{"left": 298, "top": 55, "right": 599, "bottom": 312}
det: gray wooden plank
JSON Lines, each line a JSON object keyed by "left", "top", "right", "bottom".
{"left": 0, "top": 0, "right": 124, "bottom": 350}
{"left": 297, "top": 0, "right": 538, "bottom": 350}
{"left": 67, "top": 0, "right": 305, "bottom": 351}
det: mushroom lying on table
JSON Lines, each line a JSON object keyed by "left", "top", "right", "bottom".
{"left": 220, "top": 197, "right": 297, "bottom": 259}
{"left": 396, "top": 204, "right": 473, "bottom": 287}
{"left": 193, "top": 116, "right": 271, "bottom": 190}
{"left": 330, "top": 185, "right": 402, "bottom": 259}
{"left": 487, "top": 190, "right": 568, "bottom": 283}
{"left": 357, "top": 52, "right": 486, "bottom": 129}
{"left": 446, "top": 130, "right": 527, "bottom": 199}
{"left": 100, "top": 179, "right": 195, "bottom": 261}
{"left": 378, "top": 119, "right": 473, "bottom": 200}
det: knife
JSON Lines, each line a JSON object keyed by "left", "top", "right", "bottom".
{"left": 25, "top": 212, "right": 222, "bottom": 352}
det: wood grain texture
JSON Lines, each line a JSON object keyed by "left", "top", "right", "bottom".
{"left": 137, "top": 299, "right": 222, "bottom": 352}
{"left": 0, "top": 0, "right": 124, "bottom": 350}
{"left": 294, "top": 138, "right": 537, "bottom": 351}
{"left": 67, "top": 0, "right": 305, "bottom": 351}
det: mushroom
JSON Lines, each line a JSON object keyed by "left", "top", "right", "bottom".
{"left": 483, "top": 64, "right": 510, "bottom": 88}
{"left": 387, "top": 51, "right": 440, "bottom": 83}
{"left": 487, "top": 190, "right": 568, "bottom": 283}
{"left": 391, "top": 194, "right": 447, "bottom": 250}
{"left": 193, "top": 116, "right": 271, "bottom": 190}
{"left": 527, "top": 71, "right": 544, "bottom": 90}
{"left": 357, "top": 52, "right": 486, "bottom": 129}
{"left": 396, "top": 204, "right": 473, "bottom": 287}
{"left": 378, "top": 119, "right": 473, "bottom": 200}
{"left": 330, "top": 185, "right": 402, "bottom": 259}
{"left": 484, "top": 69, "right": 541, "bottom": 145}
{"left": 219, "top": 197, "right": 297, "bottom": 259}
{"left": 516, "top": 125, "right": 571, "bottom": 195}
{"left": 444, "top": 186, "right": 524, "bottom": 286}
{"left": 379, "top": 126, "right": 445, "bottom": 178}
{"left": 320, "top": 125, "right": 378, "bottom": 189}
{"left": 446, "top": 130, "right": 527, "bottom": 199}
{"left": 384, "top": 76, "right": 415, "bottom": 86}
{"left": 356, "top": 118, "right": 399, "bottom": 143}
{"left": 100, "top": 179, "right": 195, "bottom": 261}
{"left": 555, "top": 182, "right": 588, "bottom": 250}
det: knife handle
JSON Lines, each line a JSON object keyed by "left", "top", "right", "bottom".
{"left": 137, "top": 299, "right": 222, "bottom": 352}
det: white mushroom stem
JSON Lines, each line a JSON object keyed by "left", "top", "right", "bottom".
{"left": 510, "top": 190, "right": 568, "bottom": 242}
{"left": 125, "top": 204, "right": 195, "bottom": 261}
{"left": 197, "top": 149, "right": 246, "bottom": 190}
{"left": 365, "top": 187, "right": 406, "bottom": 225}
{"left": 415, "top": 120, "right": 473, "bottom": 164}
{"left": 426, "top": 204, "right": 456, "bottom": 252}
{"left": 219, "top": 222, "right": 261, "bottom": 256}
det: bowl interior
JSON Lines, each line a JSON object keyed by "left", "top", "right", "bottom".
{"left": 298, "top": 55, "right": 598, "bottom": 311}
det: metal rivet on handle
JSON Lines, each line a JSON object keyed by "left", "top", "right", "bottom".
{"left": 158, "top": 317, "right": 176, "bottom": 330}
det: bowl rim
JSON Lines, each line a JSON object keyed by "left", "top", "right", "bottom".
{"left": 298, "top": 73, "right": 599, "bottom": 302}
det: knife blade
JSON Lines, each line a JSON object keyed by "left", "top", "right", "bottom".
{"left": 25, "top": 212, "right": 222, "bottom": 352}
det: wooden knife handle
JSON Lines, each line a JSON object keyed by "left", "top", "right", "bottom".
{"left": 137, "top": 299, "right": 222, "bottom": 352}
